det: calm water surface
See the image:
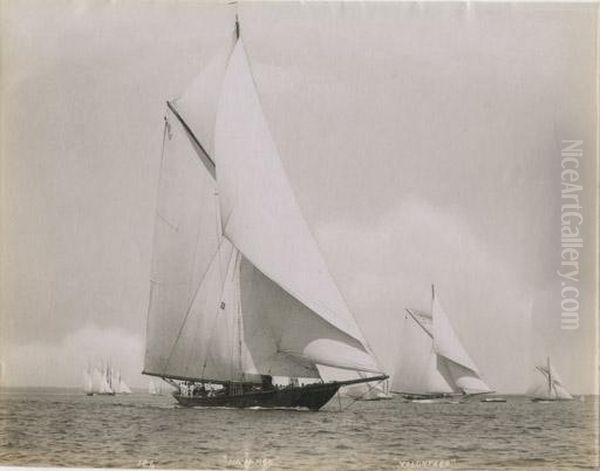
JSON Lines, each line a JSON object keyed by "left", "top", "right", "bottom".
{"left": 0, "top": 388, "right": 597, "bottom": 470}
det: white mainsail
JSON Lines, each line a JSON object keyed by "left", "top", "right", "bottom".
{"left": 392, "top": 310, "right": 454, "bottom": 396}
{"left": 85, "top": 362, "right": 130, "bottom": 395}
{"left": 143, "top": 35, "right": 381, "bottom": 385}
{"left": 528, "top": 357, "right": 573, "bottom": 401}
{"left": 143, "top": 98, "right": 227, "bottom": 381}
{"left": 91, "top": 367, "right": 112, "bottom": 394}
{"left": 113, "top": 370, "right": 132, "bottom": 394}
{"left": 118, "top": 380, "right": 132, "bottom": 394}
{"left": 392, "top": 287, "right": 492, "bottom": 397}
{"left": 215, "top": 39, "right": 370, "bottom": 347}
{"left": 432, "top": 295, "right": 492, "bottom": 395}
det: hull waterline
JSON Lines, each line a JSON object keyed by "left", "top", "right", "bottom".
{"left": 175, "top": 382, "right": 341, "bottom": 411}
{"left": 531, "top": 397, "right": 573, "bottom": 402}
{"left": 172, "top": 375, "right": 389, "bottom": 411}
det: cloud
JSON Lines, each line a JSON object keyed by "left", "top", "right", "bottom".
{"left": 1, "top": 324, "right": 145, "bottom": 388}
{"left": 316, "top": 196, "right": 531, "bottom": 393}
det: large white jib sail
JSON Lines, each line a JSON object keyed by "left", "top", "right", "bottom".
{"left": 392, "top": 286, "right": 492, "bottom": 396}
{"left": 143, "top": 34, "right": 381, "bottom": 385}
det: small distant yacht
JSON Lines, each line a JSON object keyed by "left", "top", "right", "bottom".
{"left": 148, "top": 380, "right": 166, "bottom": 396}
{"left": 83, "top": 362, "right": 131, "bottom": 396}
{"left": 481, "top": 397, "right": 507, "bottom": 403}
{"left": 528, "top": 357, "right": 573, "bottom": 402}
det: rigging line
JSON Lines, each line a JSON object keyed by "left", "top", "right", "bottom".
{"left": 181, "top": 276, "right": 209, "bottom": 379}
{"left": 163, "top": 241, "right": 232, "bottom": 374}
{"left": 405, "top": 308, "right": 433, "bottom": 339}
{"left": 341, "top": 378, "right": 386, "bottom": 412}
{"left": 166, "top": 101, "right": 216, "bottom": 179}
{"left": 156, "top": 211, "right": 179, "bottom": 232}
{"left": 201, "top": 302, "right": 229, "bottom": 380}
{"left": 228, "top": 255, "right": 236, "bottom": 381}
{"left": 266, "top": 349, "right": 318, "bottom": 375}
{"left": 209, "top": 186, "right": 231, "bottom": 381}
{"left": 214, "top": 192, "right": 225, "bottom": 285}
{"left": 177, "top": 182, "right": 214, "bottom": 379}
{"left": 143, "top": 118, "right": 169, "bottom": 366}
{"left": 234, "top": 252, "right": 244, "bottom": 381}
{"left": 198, "top": 245, "right": 237, "bottom": 380}
{"left": 234, "top": 251, "right": 244, "bottom": 381}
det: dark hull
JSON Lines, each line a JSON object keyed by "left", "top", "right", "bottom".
{"left": 398, "top": 393, "right": 458, "bottom": 401}
{"left": 174, "top": 382, "right": 341, "bottom": 411}
{"left": 531, "top": 397, "right": 572, "bottom": 402}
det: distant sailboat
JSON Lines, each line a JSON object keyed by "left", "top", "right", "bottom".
{"left": 88, "top": 364, "right": 114, "bottom": 396}
{"left": 141, "top": 14, "right": 387, "bottom": 410}
{"left": 529, "top": 357, "right": 573, "bottom": 402}
{"left": 481, "top": 396, "right": 507, "bottom": 403}
{"left": 113, "top": 370, "right": 132, "bottom": 394}
{"left": 83, "top": 365, "right": 94, "bottom": 396}
{"left": 392, "top": 285, "right": 493, "bottom": 402}
{"left": 84, "top": 362, "right": 131, "bottom": 396}
{"left": 148, "top": 380, "right": 164, "bottom": 396}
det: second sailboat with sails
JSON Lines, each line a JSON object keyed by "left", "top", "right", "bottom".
{"left": 392, "top": 285, "right": 493, "bottom": 402}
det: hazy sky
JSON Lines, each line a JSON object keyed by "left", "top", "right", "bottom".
{"left": 1, "top": 1, "right": 597, "bottom": 393}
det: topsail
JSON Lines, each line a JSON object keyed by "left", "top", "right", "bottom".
{"left": 143, "top": 33, "right": 380, "bottom": 388}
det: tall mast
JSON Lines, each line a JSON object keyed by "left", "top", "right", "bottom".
{"left": 547, "top": 356, "right": 552, "bottom": 396}
{"left": 235, "top": 13, "right": 240, "bottom": 40}
{"left": 405, "top": 308, "right": 433, "bottom": 339}
{"left": 235, "top": 253, "right": 243, "bottom": 382}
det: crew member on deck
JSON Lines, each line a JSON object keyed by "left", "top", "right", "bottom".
{"left": 261, "top": 375, "right": 274, "bottom": 391}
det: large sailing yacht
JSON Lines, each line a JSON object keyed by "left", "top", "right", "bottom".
{"left": 142, "top": 15, "right": 386, "bottom": 410}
